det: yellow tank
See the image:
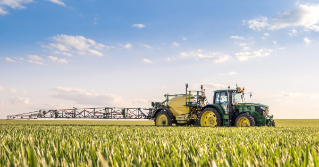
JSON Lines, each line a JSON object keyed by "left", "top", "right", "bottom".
{"left": 167, "top": 94, "right": 194, "bottom": 116}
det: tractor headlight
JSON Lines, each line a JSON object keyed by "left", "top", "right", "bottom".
{"left": 260, "top": 107, "right": 266, "bottom": 111}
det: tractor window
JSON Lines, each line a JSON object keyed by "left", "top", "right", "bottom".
{"left": 220, "top": 92, "right": 228, "bottom": 103}
{"left": 214, "top": 92, "right": 220, "bottom": 104}
{"left": 233, "top": 93, "right": 243, "bottom": 103}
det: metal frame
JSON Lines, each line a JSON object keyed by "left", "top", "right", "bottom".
{"left": 7, "top": 107, "right": 154, "bottom": 120}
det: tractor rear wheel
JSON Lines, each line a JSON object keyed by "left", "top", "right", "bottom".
{"left": 235, "top": 113, "right": 255, "bottom": 127}
{"left": 155, "top": 111, "right": 172, "bottom": 126}
{"left": 199, "top": 108, "right": 222, "bottom": 127}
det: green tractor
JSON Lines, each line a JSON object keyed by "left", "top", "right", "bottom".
{"left": 151, "top": 84, "right": 275, "bottom": 127}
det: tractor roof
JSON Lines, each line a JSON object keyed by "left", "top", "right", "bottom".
{"left": 214, "top": 89, "right": 237, "bottom": 93}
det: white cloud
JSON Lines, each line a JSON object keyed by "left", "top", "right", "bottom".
{"left": 246, "top": 4, "right": 319, "bottom": 32}
{"left": 183, "top": 37, "right": 187, "bottom": 41}
{"left": 47, "top": 0, "right": 66, "bottom": 6}
{"left": 220, "top": 71, "right": 237, "bottom": 76}
{"left": 289, "top": 29, "right": 298, "bottom": 36}
{"left": 278, "top": 47, "right": 286, "bottom": 50}
{"left": 181, "top": 50, "right": 230, "bottom": 63}
{"left": 264, "top": 33, "right": 270, "bottom": 36}
{"left": 9, "top": 97, "right": 29, "bottom": 105}
{"left": 132, "top": 24, "right": 145, "bottom": 28}
{"left": 239, "top": 43, "right": 250, "bottom": 50}
{"left": 28, "top": 55, "right": 43, "bottom": 61}
{"left": 262, "top": 37, "right": 266, "bottom": 39}
{"left": 246, "top": 16, "right": 269, "bottom": 30}
{"left": 52, "top": 87, "right": 124, "bottom": 106}
{"left": 10, "top": 88, "right": 17, "bottom": 93}
{"left": 119, "top": 43, "right": 132, "bottom": 49}
{"left": 235, "top": 48, "right": 273, "bottom": 61}
{"left": 273, "top": 41, "right": 277, "bottom": 45}
{"left": 0, "top": 101, "right": 4, "bottom": 107}
{"left": 0, "top": 0, "right": 33, "bottom": 15}
{"left": 172, "top": 42, "right": 179, "bottom": 47}
{"left": 141, "top": 44, "right": 152, "bottom": 49}
{"left": 164, "top": 57, "right": 171, "bottom": 61}
{"left": 141, "top": 59, "right": 153, "bottom": 63}
{"left": 0, "top": 86, "right": 3, "bottom": 91}
{"left": 42, "top": 34, "right": 111, "bottom": 57}
{"left": 304, "top": 37, "right": 313, "bottom": 43}
{"left": 4, "top": 57, "right": 16, "bottom": 62}
{"left": 231, "top": 36, "right": 245, "bottom": 40}
{"left": 27, "top": 60, "right": 45, "bottom": 65}
{"left": 48, "top": 56, "right": 68, "bottom": 63}
{"left": 13, "top": 57, "right": 24, "bottom": 61}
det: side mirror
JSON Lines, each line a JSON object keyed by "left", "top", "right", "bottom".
{"left": 250, "top": 92, "right": 252, "bottom": 98}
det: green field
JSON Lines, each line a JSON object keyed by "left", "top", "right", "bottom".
{"left": 1, "top": 119, "right": 319, "bottom": 166}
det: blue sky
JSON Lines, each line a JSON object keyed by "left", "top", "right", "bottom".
{"left": 1, "top": 0, "right": 319, "bottom": 119}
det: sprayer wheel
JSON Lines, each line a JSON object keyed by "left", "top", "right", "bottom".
{"left": 155, "top": 110, "right": 172, "bottom": 126}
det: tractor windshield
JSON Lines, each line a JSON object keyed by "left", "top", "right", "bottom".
{"left": 232, "top": 93, "right": 243, "bottom": 103}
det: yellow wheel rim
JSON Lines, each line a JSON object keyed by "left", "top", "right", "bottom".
{"left": 156, "top": 114, "right": 168, "bottom": 126}
{"left": 237, "top": 117, "right": 250, "bottom": 127}
{"left": 200, "top": 111, "right": 217, "bottom": 127}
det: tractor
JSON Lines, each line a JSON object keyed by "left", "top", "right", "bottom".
{"left": 151, "top": 84, "right": 275, "bottom": 127}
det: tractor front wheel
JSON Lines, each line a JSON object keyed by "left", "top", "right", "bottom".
{"left": 199, "top": 108, "right": 222, "bottom": 127}
{"left": 235, "top": 113, "right": 255, "bottom": 127}
{"left": 271, "top": 120, "right": 276, "bottom": 127}
{"left": 155, "top": 110, "right": 172, "bottom": 126}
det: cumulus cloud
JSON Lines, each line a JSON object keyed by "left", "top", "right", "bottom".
{"left": 278, "top": 47, "right": 286, "bottom": 50}
{"left": 289, "top": 29, "right": 298, "bottom": 36}
{"left": 220, "top": 71, "right": 237, "bottom": 76}
{"left": 164, "top": 57, "right": 172, "bottom": 61}
{"left": 132, "top": 24, "right": 145, "bottom": 28}
{"left": 119, "top": 43, "right": 132, "bottom": 49}
{"left": 27, "top": 60, "right": 45, "bottom": 65}
{"left": 235, "top": 48, "right": 273, "bottom": 61}
{"left": 9, "top": 97, "right": 29, "bottom": 105}
{"left": 47, "top": 56, "right": 68, "bottom": 63}
{"left": 264, "top": 33, "right": 270, "bottom": 36}
{"left": 231, "top": 36, "right": 245, "bottom": 40}
{"left": 52, "top": 87, "right": 124, "bottom": 106}
{"left": 28, "top": 55, "right": 43, "bottom": 61}
{"left": 304, "top": 37, "right": 313, "bottom": 43}
{"left": 42, "top": 34, "right": 112, "bottom": 57}
{"left": 246, "top": 4, "right": 319, "bottom": 32}
{"left": 0, "top": 0, "right": 33, "bottom": 15}
{"left": 181, "top": 50, "right": 231, "bottom": 63}
{"left": 48, "top": 0, "right": 66, "bottom": 6}
{"left": 239, "top": 43, "right": 250, "bottom": 50}
{"left": 245, "top": 16, "right": 269, "bottom": 30}
{"left": 141, "top": 59, "right": 153, "bottom": 63}
{"left": 183, "top": 37, "right": 187, "bottom": 41}
{"left": 4, "top": 57, "right": 16, "bottom": 62}
{"left": 171, "top": 42, "right": 179, "bottom": 47}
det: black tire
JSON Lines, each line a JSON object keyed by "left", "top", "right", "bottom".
{"left": 199, "top": 107, "right": 222, "bottom": 127}
{"left": 235, "top": 113, "right": 255, "bottom": 127}
{"left": 271, "top": 120, "right": 276, "bottom": 127}
{"left": 155, "top": 110, "right": 172, "bottom": 126}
